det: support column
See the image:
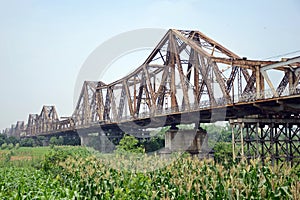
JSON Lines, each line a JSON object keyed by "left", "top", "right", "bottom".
{"left": 230, "top": 117, "right": 300, "bottom": 166}
{"left": 240, "top": 122, "right": 244, "bottom": 159}
{"left": 99, "top": 132, "right": 115, "bottom": 153}
{"left": 231, "top": 124, "right": 235, "bottom": 160}
{"left": 164, "top": 125, "right": 208, "bottom": 156}
{"left": 79, "top": 134, "right": 90, "bottom": 146}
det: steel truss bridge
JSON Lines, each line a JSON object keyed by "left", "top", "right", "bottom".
{"left": 2, "top": 29, "right": 300, "bottom": 164}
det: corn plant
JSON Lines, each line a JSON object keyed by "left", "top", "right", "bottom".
{"left": 0, "top": 146, "right": 299, "bottom": 199}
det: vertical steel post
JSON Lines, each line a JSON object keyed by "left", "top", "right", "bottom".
{"left": 231, "top": 123, "right": 236, "bottom": 160}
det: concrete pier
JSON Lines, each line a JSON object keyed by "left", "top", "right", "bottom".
{"left": 165, "top": 127, "right": 208, "bottom": 155}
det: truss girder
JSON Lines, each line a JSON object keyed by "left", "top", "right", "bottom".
{"left": 92, "top": 29, "right": 300, "bottom": 123}
{"left": 72, "top": 81, "right": 99, "bottom": 126}
{"left": 5, "top": 29, "right": 300, "bottom": 137}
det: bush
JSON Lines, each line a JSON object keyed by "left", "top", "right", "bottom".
{"left": 1, "top": 143, "right": 7, "bottom": 150}
{"left": 7, "top": 136, "right": 19, "bottom": 145}
{"left": 141, "top": 136, "right": 165, "bottom": 152}
{"left": 20, "top": 138, "right": 35, "bottom": 147}
{"left": 213, "top": 142, "right": 233, "bottom": 164}
{"left": 7, "top": 143, "right": 14, "bottom": 150}
{"left": 63, "top": 135, "right": 81, "bottom": 146}
{"left": 42, "top": 147, "right": 91, "bottom": 173}
{"left": 0, "top": 138, "right": 5, "bottom": 146}
{"left": 49, "top": 137, "right": 58, "bottom": 146}
{"left": 4, "top": 151, "right": 12, "bottom": 162}
{"left": 57, "top": 136, "right": 64, "bottom": 146}
{"left": 115, "top": 134, "right": 144, "bottom": 154}
{"left": 15, "top": 143, "right": 20, "bottom": 149}
{"left": 36, "top": 136, "right": 46, "bottom": 146}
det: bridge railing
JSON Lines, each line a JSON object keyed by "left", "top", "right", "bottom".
{"left": 237, "top": 86, "right": 300, "bottom": 103}
{"left": 108, "top": 87, "right": 300, "bottom": 124}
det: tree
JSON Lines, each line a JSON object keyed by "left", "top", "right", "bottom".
{"left": 36, "top": 136, "right": 46, "bottom": 146}
{"left": 7, "top": 136, "right": 19, "bottom": 145}
{"left": 213, "top": 142, "right": 233, "bottom": 164}
{"left": 63, "top": 135, "right": 81, "bottom": 146}
{"left": 49, "top": 137, "right": 58, "bottom": 145}
{"left": 0, "top": 138, "right": 5, "bottom": 146}
{"left": 8, "top": 143, "right": 14, "bottom": 150}
{"left": 219, "top": 123, "right": 232, "bottom": 142}
{"left": 0, "top": 134, "right": 7, "bottom": 146}
{"left": 141, "top": 136, "right": 165, "bottom": 152}
{"left": 20, "top": 138, "right": 34, "bottom": 147}
{"left": 57, "top": 136, "right": 64, "bottom": 146}
{"left": 139, "top": 127, "right": 167, "bottom": 152}
{"left": 0, "top": 134, "right": 7, "bottom": 141}
{"left": 1, "top": 143, "right": 7, "bottom": 149}
{"left": 115, "top": 134, "right": 144, "bottom": 154}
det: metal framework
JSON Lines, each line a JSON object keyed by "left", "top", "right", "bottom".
{"left": 26, "top": 106, "right": 60, "bottom": 135}
{"left": 4, "top": 121, "right": 25, "bottom": 137}
{"left": 1, "top": 29, "right": 300, "bottom": 161}
{"left": 72, "top": 81, "right": 102, "bottom": 126}
{"left": 230, "top": 117, "right": 300, "bottom": 166}
{"left": 92, "top": 30, "right": 300, "bottom": 124}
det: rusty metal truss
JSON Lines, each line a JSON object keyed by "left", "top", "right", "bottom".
{"left": 230, "top": 117, "right": 300, "bottom": 166}
{"left": 26, "top": 106, "right": 60, "bottom": 136}
{"left": 2, "top": 29, "right": 300, "bottom": 138}
{"left": 90, "top": 29, "right": 300, "bottom": 124}
{"left": 3, "top": 121, "right": 25, "bottom": 137}
{"left": 72, "top": 81, "right": 102, "bottom": 126}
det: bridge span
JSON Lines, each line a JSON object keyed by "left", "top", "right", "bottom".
{"left": 2, "top": 29, "right": 300, "bottom": 164}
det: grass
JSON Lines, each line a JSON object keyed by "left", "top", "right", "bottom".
{"left": 0, "top": 146, "right": 84, "bottom": 168}
{"left": 0, "top": 146, "right": 50, "bottom": 156}
{"left": 0, "top": 146, "right": 51, "bottom": 168}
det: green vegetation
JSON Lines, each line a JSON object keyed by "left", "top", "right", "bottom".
{"left": 141, "top": 127, "right": 166, "bottom": 152}
{"left": 49, "top": 136, "right": 64, "bottom": 146}
{"left": 0, "top": 146, "right": 88, "bottom": 168}
{"left": 0, "top": 133, "right": 80, "bottom": 148}
{"left": 20, "top": 138, "right": 35, "bottom": 147}
{"left": 0, "top": 167, "right": 80, "bottom": 199}
{"left": 213, "top": 142, "right": 233, "bottom": 163}
{"left": 0, "top": 124, "right": 299, "bottom": 199}
{"left": 0, "top": 146, "right": 50, "bottom": 168}
{"left": 0, "top": 146, "right": 299, "bottom": 199}
{"left": 0, "top": 134, "right": 19, "bottom": 146}
{"left": 115, "top": 134, "right": 144, "bottom": 154}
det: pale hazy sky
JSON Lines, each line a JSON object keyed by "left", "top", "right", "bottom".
{"left": 1, "top": 0, "right": 300, "bottom": 130}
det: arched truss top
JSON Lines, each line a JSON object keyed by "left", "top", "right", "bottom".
{"left": 39, "top": 105, "right": 59, "bottom": 121}
{"left": 5, "top": 29, "right": 300, "bottom": 135}
{"left": 94, "top": 29, "right": 300, "bottom": 123}
{"left": 72, "top": 81, "right": 101, "bottom": 126}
